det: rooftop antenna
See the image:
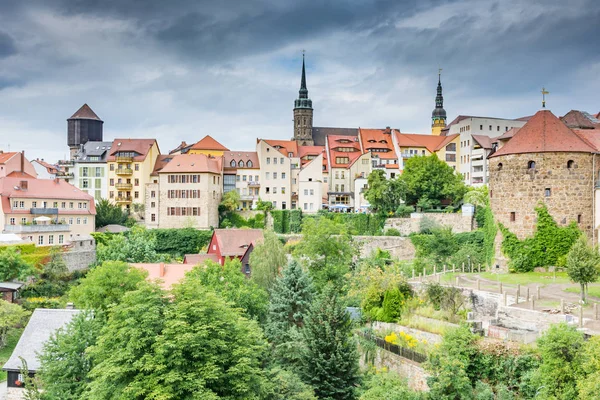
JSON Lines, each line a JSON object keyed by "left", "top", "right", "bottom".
{"left": 541, "top": 87, "right": 549, "bottom": 108}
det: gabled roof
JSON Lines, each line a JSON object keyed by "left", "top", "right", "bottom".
{"left": 326, "top": 134, "right": 363, "bottom": 168}
{"left": 183, "top": 254, "right": 218, "bottom": 265}
{"left": 0, "top": 152, "right": 18, "bottom": 164}
{"left": 263, "top": 140, "right": 299, "bottom": 157}
{"left": 107, "top": 139, "right": 158, "bottom": 161}
{"left": 561, "top": 110, "right": 600, "bottom": 129}
{"left": 312, "top": 127, "right": 358, "bottom": 147}
{"left": 394, "top": 132, "right": 458, "bottom": 153}
{"left": 68, "top": 104, "right": 102, "bottom": 121}
{"left": 159, "top": 154, "right": 222, "bottom": 174}
{"left": 190, "top": 135, "right": 229, "bottom": 151}
{"left": 32, "top": 159, "right": 59, "bottom": 174}
{"left": 359, "top": 128, "right": 396, "bottom": 154}
{"left": 495, "top": 127, "right": 520, "bottom": 141}
{"left": 3, "top": 309, "right": 81, "bottom": 372}
{"left": 151, "top": 155, "right": 172, "bottom": 176}
{"left": 298, "top": 145, "right": 328, "bottom": 170}
{"left": 489, "top": 110, "right": 596, "bottom": 158}
{"left": 0, "top": 177, "right": 95, "bottom": 203}
{"left": 471, "top": 135, "right": 493, "bottom": 150}
{"left": 572, "top": 128, "right": 600, "bottom": 152}
{"left": 211, "top": 229, "right": 264, "bottom": 257}
{"left": 223, "top": 151, "right": 259, "bottom": 171}
{"left": 169, "top": 141, "right": 191, "bottom": 154}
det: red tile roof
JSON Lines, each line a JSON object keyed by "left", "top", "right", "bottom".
{"left": 471, "top": 135, "right": 493, "bottom": 150}
{"left": 212, "top": 228, "right": 264, "bottom": 257}
{"left": 68, "top": 104, "right": 102, "bottom": 121}
{"left": 264, "top": 140, "right": 299, "bottom": 157}
{"left": 107, "top": 139, "right": 158, "bottom": 161}
{"left": 32, "top": 159, "right": 60, "bottom": 174}
{"left": 561, "top": 110, "right": 600, "bottom": 129}
{"left": 0, "top": 152, "right": 17, "bottom": 164}
{"left": 326, "top": 135, "right": 363, "bottom": 168}
{"left": 150, "top": 155, "right": 172, "bottom": 176}
{"left": 223, "top": 151, "right": 259, "bottom": 170}
{"left": 394, "top": 132, "right": 458, "bottom": 153}
{"left": 495, "top": 127, "right": 520, "bottom": 141}
{"left": 359, "top": 128, "right": 396, "bottom": 155}
{"left": 298, "top": 145, "right": 327, "bottom": 170}
{"left": 182, "top": 254, "right": 218, "bottom": 265}
{"left": 0, "top": 177, "right": 96, "bottom": 214}
{"left": 489, "top": 110, "right": 596, "bottom": 158}
{"left": 159, "top": 154, "right": 223, "bottom": 174}
{"left": 572, "top": 128, "right": 600, "bottom": 152}
{"left": 132, "top": 263, "right": 195, "bottom": 290}
{"left": 190, "top": 135, "right": 229, "bottom": 151}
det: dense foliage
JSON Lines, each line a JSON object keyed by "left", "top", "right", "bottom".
{"left": 95, "top": 225, "right": 163, "bottom": 264}
{"left": 364, "top": 169, "right": 406, "bottom": 215}
{"left": 94, "top": 198, "right": 132, "bottom": 228}
{"left": 566, "top": 235, "right": 600, "bottom": 302}
{"left": 0, "top": 300, "right": 28, "bottom": 349}
{"left": 500, "top": 204, "right": 580, "bottom": 272}
{"left": 153, "top": 228, "right": 213, "bottom": 256}
{"left": 250, "top": 230, "right": 287, "bottom": 291}
{"left": 0, "top": 246, "right": 36, "bottom": 281}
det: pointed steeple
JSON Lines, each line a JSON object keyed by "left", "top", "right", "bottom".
{"left": 293, "top": 53, "right": 314, "bottom": 145}
{"left": 431, "top": 70, "right": 447, "bottom": 135}
{"left": 294, "top": 53, "right": 312, "bottom": 110}
{"left": 435, "top": 73, "right": 444, "bottom": 109}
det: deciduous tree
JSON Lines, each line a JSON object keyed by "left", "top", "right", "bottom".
{"left": 250, "top": 230, "right": 287, "bottom": 291}
{"left": 0, "top": 300, "right": 28, "bottom": 349}
{"left": 364, "top": 169, "right": 406, "bottom": 215}
{"left": 0, "top": 246, "right": 36, "bottom": 281}
{"left": 566, "top": 235, "right": 600, "bottom": 303}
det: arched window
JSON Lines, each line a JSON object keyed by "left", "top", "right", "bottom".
{"left": 528, "top": 160, "right": 536, "bottom": 169}
{"left": 230, "top": 160, "right": 236, "bottom": 167}
{"left": 567, "top": 160, "right": 574, "bottom": 169}
{"left": 498, "top": 163, "right": 503, "bottom": 171}
{"left": 238, "top": 160, "right": 245, "bottom": 167}
{"left": 247, "top": 160, "right": 253, "bottom": 168}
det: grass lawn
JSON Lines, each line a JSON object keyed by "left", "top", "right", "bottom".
{"left": 441, "top": 271, "right": 571, "bottom": 286}
{"left": 565, "top": 285, "right": 600, "bottom": 300}
{"left": 0, "top": 328, "right": 23, "bottom": 382}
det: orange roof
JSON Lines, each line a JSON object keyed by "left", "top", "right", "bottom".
{"left": 151, "top": 155, "right": 172, "bottom": 176}
{"left": 572, "top": 128, "right": 600, "bottom": 152}
{"left": 495, "top": 127, "right": 520, "bottom": 141}
{"left": 190, "top": 135, "right": 229, "bottom": 151}
{"left": 385, "top": 164, "right": 399, "bottom": 169}
{"left": 471, "top": 135, "right": 493, "bottom": 150}
{"left": 326, "top": 135, "right": 363, "bottom": 169}
{"left": 0, "top": 177, "right": 96, "bottom": 214}
{"left": 298, "top": 145, "right": 328, "bottom": 170}
{"left": 107, "top": 139, "right": 158, "bottom": 161}
{"left": 212, "top": 229, "right": 264, "bottom": 257}
{"left": 490, "top": 110, "right": 596, "bottom": 158}
{"left": 132, "top": 263, "right": 195, "bottom": 290}
{"left": 394, "top": 132, "right": 459, "bottom": 153}
{"left": 68, "top": 104, "right": 102, "bottom": 121}
{"left": 0, "top": 152, "right": 17, "bottom": 164}
{"left": 32, "top": 159, "right": 60, "bottom": 174}
{"left": 159, "top": 154, "right": 222, "bottom": 174}
{"left": 264, "top": 140, "right": 299, "bottom": 157}
{"left": 183, "top": 254, "right": 218, "bottom": 265}
{"left": 359, "top": 128, "right": 396, "bottom": 154}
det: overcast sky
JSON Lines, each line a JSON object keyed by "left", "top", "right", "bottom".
{"left": 0, "top": 0, "right": 599, "bottom": 162}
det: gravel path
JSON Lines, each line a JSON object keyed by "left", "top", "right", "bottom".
{"left": 0, "top": 380, "right": 6, "bottom": 400}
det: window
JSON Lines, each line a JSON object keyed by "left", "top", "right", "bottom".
{"left": 304, "top": 189, "right": 308, "bottom": 195}
{"left": 151, "top": 191, "right": 156, "bottom": 198}
{"left": 266, "top": 172, "right": 270, "bottom": 179}
{"left": 151, "top": 202, "right": 155, "bottom": 208}
{"left": 280, "top": 158, "right": 284, "bottom": 164}
{"left": 497, "top": 126, "right": 500, "bottom": 131}
{"left": 528, "top": 160, "right": 536, "bottom": 169}
{"left": 445, "top": 153, "right": 456, "bottom": 162}
{"left": 544, "top": 188, "right": 551, "bottom": 197}
{"left": 21, "top": 217, "right": 26, "bottom": 224}
{"left": 273, "top": 172, "right": 278, "bottom": 179}
{"left": 69, "top": 202, "right": 74, "bottom": 209}
{"left": 135, "top": 164, "right": 139, "bottom": 171}
{"left": 498, "top": 163, "right": 503, "bottom": 170}
{"left": 479, "top": 125, "right": 483, "bottom": 130}
{"left": 38, "top": 236, "right": 44, "bottom": 245}
{"left": 510, "top": 212, "right": 516, "bottom": 222}
{"left": 83, "top": 217, "right": 88, "bottom": 225}
{"left": 341, "top": 184, "right": 345, "bottom": 192}
{"left": 135, "top": 178, "right": 139, "bottom": 186}
{"left": 243, "top": 175, "right": 247, "bottom": 181}
{"left": 489, "top": 125, "right": 492, "bottom": 131}
{"left": 336, "top": 157, "right": 349, "bottom": 164}
{"left": 110, "top": 191, "right": 114, "bottom": 198}
{"left": 9, "top": 218, "right": 15, "bottom": 225}
{"left": 310, "top": 189, "right": 314, "bottom": 195}
{"left": 282, "top": 172, "right": 286, "bottom": 179}
{"left": 282, "top": 201, "right": 287, "bottom": 210}
{"left": 266, "top": 187, "right": 270, "bottom": 194}
{"left": 82, "top": 167, "right": 89, "bottom": 177}
{"left": 567, "top": 160, "right": 574, "bottom": 169}
{"left": 335, "top": 184, "right": 339, "bottom": 191}
{"left": 12, "top": 200, "right": 18, "bottom": 208}
{"left": 49, "top": 235, "right": 54, "bottom": 245}
{"left": 134, "top": 192, "right": 139, "bottom": 199}
{"left": 273, "top": 158, "right": 278, "bottom": 164}
{"left": 247, "top": 160, "right": 253, "bottom": 168}
{"left": 273, "top": 187, "right": 277, "bottom": 194}
{"left": 110, "top": 164, "right": 115, "bottom": 171}
{"left": 304, "top": 203, "right": 308, "bottom": 210}
{"left": 273, "top": 201, "right": 277, "bottom": 208}
{"left": 110, "top": 178, "right": 114, "bottom": 186}
{"left": 32, "top": 201, "right": 37, "bottom": 208}
{"left": 578, "top": 214, "right": 582, "bottom": 223}
{"left": 230, "top": 160, "right": 236, "bottom": 167}
{"left": 95, "top": 167, "right": 103, "bottom": 177}
{"left": 151, "top": 214, "right": 156, "bottom": 222}
{"left": 238, "top": 160, "right": 245, "bottom": 167}
{"left": 281, "top": 187, "right": 286, "bottom": 194}
{"left": 78, "top": 202, "right": 82, "bottom": 209}
{"left": 446, "top": 143, "right": 456, "bottom": 152}
{"left": 266, "top": 158, "right": 270, "bottom": 164}
{"left": 77, "top": 218, "right": 81, "bottom": 225}
{"left": 53, "top": 202, "right": 58, "bottom": 208}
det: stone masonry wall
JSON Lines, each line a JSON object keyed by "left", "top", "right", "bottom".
{"left": 62, "top": 236, "right": 96, "bottom": 271}
{"left": 489, "top": 152, "right": 594, "bottom": 240}
{"left": 363, "top": 347, "right": 430, "bottom": 391}
{"left": 385, "top": 213, "right": 474, "bottom": 235}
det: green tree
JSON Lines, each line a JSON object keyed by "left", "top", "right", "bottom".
{"left": 300, "top": 284, "right": 360, "bottom": 400}
{"left": 94, "top": 198, "right": 128, "bottom": 228}
{"left": 267, "top": 367, "right": 317, "bottom": 400}
{"left": 68, "top": 261, "right": 147, "bottom": 311}
{"left": 463, "top": 185, "right": 489, "bottom": 208}
{"left": 364, "top": 170, "right": 406, "bottom": 215}
{"left": 0, "top": 300, "right": 28, "bottom": 348}
{"left": 37, "top": 311, "right": 101, "bottom": 400}
{"left": 360, "top": 371, "right": 420, "bottom": 400}
{"left": 566, "top": 236, "right": 600, "bottom": 303}
{"left": 42, "top": 247, "right": 68, "bottom": 281}
{"left": 293, "top": 217, "right": 358, "bottom": 290}
{"left": 400, "top": 154, "right": 466, "bottom": 207}
{"left": 185, "top": 258, "right": 269, "bottom": 322}
{"left": 266, "top": 260, "right": 314, "bottom": 368}
{"left": 96, "top": 225, "right": 161, "bottom": 264}
{"left": 0, "top": 246, "right": 36, "bottom": 281}
{"left": 531, "top": 323, "right": 585, "bottom": 400}
{"left": 220, "top": 190, "right": 241, "bottom": 213}
{"left": 250, "top": 230, "right": 287, "bottom": 291}
{"left": 577, "top": 336, "right": 600, "bottom": 399}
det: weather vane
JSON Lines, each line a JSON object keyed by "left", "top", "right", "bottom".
{"left": 438, "top": 67, "right": 442, "bottom": 76}
{"left": 541, "top": 87, "right": 549, "bottom": 108}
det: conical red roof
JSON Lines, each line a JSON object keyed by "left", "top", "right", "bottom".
{"left": 489, "top": 110, "right": 595, "bottom": 158}
{"left": 68, "top": 104, "right": 102, "bottom": 121}
{"left": 190, "top": 135, "right": 229, "bottom": 151}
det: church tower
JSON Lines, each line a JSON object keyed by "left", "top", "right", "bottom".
{"left": 431, "top": 71, "right": 447, "bottom": 135}
{"left": 293, "top": 54, "right": 314, "bottom": 145}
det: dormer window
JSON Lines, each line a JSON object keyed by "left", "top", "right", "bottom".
{"left": 247, "top": 160, "right": 253, "bottom": 168}
{"left": 230, "top": 160, "right": 236, "bottom": 167}
{"left": 238, "top": 160, "right": 245, "bottom": 167}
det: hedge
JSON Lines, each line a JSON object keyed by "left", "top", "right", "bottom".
{"left": 153, "top": 228, "right": 213, "bottom": 256}
{"left": 0, "top": 243, "right": 52, "bottom": 268}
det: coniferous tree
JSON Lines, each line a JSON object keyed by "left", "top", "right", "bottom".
{"left": 299, "top": 284, "right": 360, "bottom": 400}
{"left": 266, "top": 260, "right": 314, "bottom": 368}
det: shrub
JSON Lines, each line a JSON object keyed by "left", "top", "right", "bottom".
{"left": 395, "top": 204, "right": 414, "bottom": 217}
{"left": 384, "top": 228, "right": 401, "bottom": 236}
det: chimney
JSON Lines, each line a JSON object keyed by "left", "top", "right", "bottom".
{"left": 20, "top": 180, "right": 28, "bottom": 190}
{"left": 54, "top": 177, "right": 60, "bottom": 184}
{"left": 159, "top": 262, "right": 165, "bottom": 278}
{"left": 384, "top": 126, "right": 391, "bottom": 134}
{"left": 66, "top": 302, "right": 75, "bottom": 310}
{"left": 21, "top": 150, "right": 25, "bottom": 173}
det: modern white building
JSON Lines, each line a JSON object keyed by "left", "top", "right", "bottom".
{"left": 69, "top": 141, "right": 112, "bottom": 202}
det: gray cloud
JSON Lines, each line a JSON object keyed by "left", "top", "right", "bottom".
{"left": 0, "top": 31, "right": 17, "bottom": 58}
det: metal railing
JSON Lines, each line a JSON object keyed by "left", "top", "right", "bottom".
{"left": 357, "top": 331, "right": 427, "bottom": 364}
{"left": 115, "top": 156, "right": 133, "bottom": 163}
{"left": 115, "top": 168, "right": 133, "bottom": 175}
{"left": 115, "top": 183, "right": 133, "bottom": 190}
{"left": 4, "top": 224, "right": 70, "bottom": 233}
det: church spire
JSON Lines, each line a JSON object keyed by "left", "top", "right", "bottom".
{"left": 431, "top": 68, "right": 447, "bottom": 136}
{"left": 293, "top": 52, "right": 314, "bottom": 145}
{"left": 299, "top": 52, "right": 308, "bottom": 99}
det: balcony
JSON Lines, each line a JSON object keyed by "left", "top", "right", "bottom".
{"left": 4, "top": 224, "right": 70, "bottom": 233}
{"left": 115, "top": 196, "right": 132, "bottom": 203}
{"left": 401, "top": 152, "right": 419, "bottom": 159}
{"left": 248, "top": 181, "right": 260, "bottom": 188}
{"left": 115, "top": 183, "right": 133, "bottom": 190}
{"left": 115, "top": 168, "right": 133, "bottom": 175}
{"left": 56, "top": 172, "right": 74, "bottom": 179}
{"left": 115, "top": 156, "right": 133, "bottom": 163}
{"left": 30, "top": 208, "right": 59, "bottom": 215}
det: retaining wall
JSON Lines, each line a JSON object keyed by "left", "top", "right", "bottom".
{"left": 385, "top": 213, "right": 474, "bottom": 235}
